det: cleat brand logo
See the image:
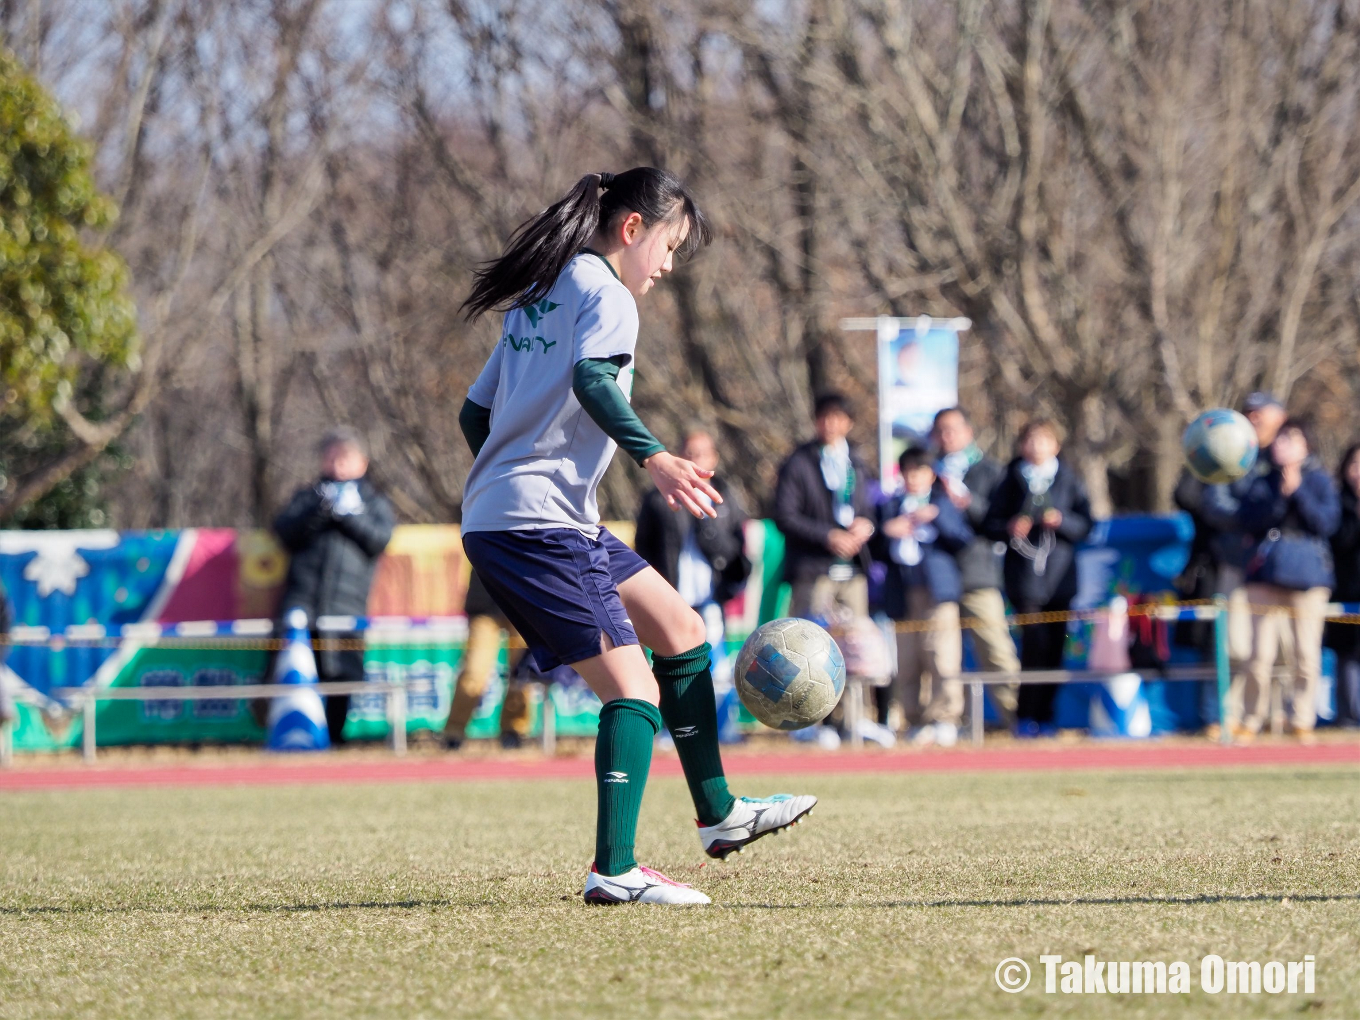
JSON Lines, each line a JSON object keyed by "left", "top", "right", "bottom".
{"left": 604, "top": 771, "right": 629, "bottom": 783}
{"left": 673, "top": 726, "right": 698, "bottom": 738}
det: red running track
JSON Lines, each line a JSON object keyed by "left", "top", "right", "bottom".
{"left": 1, "top": 742, "right": 1355, "bottom": 792}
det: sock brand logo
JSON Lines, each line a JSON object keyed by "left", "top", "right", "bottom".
{"left": 604, "top": 771, "right": 629, "bottom": 783}
{"left": 673, "top": 726, "right": 698, "bottom": 738}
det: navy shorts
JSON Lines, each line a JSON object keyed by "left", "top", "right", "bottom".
{"left": 462, "top": 527, "right": 650, "bottom": 671}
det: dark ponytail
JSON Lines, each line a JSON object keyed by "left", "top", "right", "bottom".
{"left": 461, "top": 167, "right": 711, "bottom": 320}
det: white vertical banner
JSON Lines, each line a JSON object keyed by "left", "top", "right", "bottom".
{"left": 842, "top": 315, "right": 970, "bottom": 491}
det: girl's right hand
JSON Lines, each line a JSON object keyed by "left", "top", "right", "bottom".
{"left": 645, "top": 451, "right": 722, "bottom": 518}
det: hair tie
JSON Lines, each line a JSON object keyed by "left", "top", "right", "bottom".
{"left": 598, "top": 171, "right": 616, "bottom": 189}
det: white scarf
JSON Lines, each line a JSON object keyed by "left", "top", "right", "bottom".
{"left": 890, "top": 493, "right": 936, "bottom": 567}
{"left": 1019, "top": 457, "right": 1059, "bottom": 495}
{"left": 1012, "top": 459, "right": 1059, "bottom": 575}
{"left": 819, "top": 440, "right": 855, "bottom": 527}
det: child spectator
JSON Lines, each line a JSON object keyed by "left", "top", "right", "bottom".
{"left": 1238, "top": 418, "right": 1341, "bottom": 742}
{"left": 982, "top": 419, "right": 1093, "bottom": 733}
{"left": 872, "top": 447, "right": 973, "bottom": 747}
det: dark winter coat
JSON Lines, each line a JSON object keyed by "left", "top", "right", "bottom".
{"left": 634, "top": 476, "right": 750, "bottom": 606}
{"left": 1331, "top": 484, "right": 1360, "bottom": 603}
{"left": 1239, "top": 459, "right": 1341, "bottom": 591}
{"left": 274, "top": 475, "right": 396, "bottom": 622}
{"left": 982, "top": 458, "right": 1093, "bottom": 607}
{"left": 773, "top": 440, "right": 876, "bottom": 583}
{"left": 948, "top": 454, "right": 1006, "bottom": 593}
{"left": 1181, "top": 448, "right": 1278, "bottom": 573}
{"left": 1326, "top": 483, "right": 1360, "bottom": 657}
{"left": 871, "top": 487, "right": 973, "bottom": 613}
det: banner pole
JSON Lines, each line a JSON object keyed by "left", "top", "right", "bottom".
{"left": 1213, "top": 595, "right": 1231, "bottom": 745}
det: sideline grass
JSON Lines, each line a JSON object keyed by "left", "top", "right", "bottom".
{"left": 1, "top": 764, "right": 1356, "bottom": 1019}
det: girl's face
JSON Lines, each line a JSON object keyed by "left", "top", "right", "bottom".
{"left": 612, "top": 210, "right": 691, "bottom": 297}
{"left": 1020, "top": 428, "right": 1060, "bottom": 465}
{"left": 1346, "top": 451, "right": 1360, "bottom": 495}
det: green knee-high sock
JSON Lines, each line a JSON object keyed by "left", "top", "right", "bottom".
{"left": 654, "top": 643, "right": 736, "bottom": 826}
{"left": 594, "top": 698, "right": 662, "bottom": 876}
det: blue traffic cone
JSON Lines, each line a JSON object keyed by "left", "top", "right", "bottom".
{"left": 266, "top": 609, "right": 330, "bottom": 751}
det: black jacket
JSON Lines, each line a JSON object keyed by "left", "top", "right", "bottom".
{"left": 634, "top": 476, "right": 750, "bottom": 605}
{"left": 773, "top": 440, "right": 875, "bottom": 583}
{"left": 1327, "top": 483, "right": 1360, "bottom": 656}
{"left": 274, "top": 475, "right": 396, "bottom": 622}
{"left": 1332, "top": 484, "right": 1360, "bottom": 603}
{"left": 948, "top": 454, "right": 1006, "bottom": 592}
{"left": 982, "top": 458, "right": 1093, "bottom": 607}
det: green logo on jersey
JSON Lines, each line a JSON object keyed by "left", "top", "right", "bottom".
{"left": 503, "top": 333, "right": 556, "bottom": 353}
{"left": 523, "top": 299, "right": 560, "bottom": 328}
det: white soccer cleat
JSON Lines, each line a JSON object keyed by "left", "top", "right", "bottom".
{"left": 698, "top": 793, "right": 818, "bottom": 860}
{"left": 582, "top": 864, "right": 712, "bottom": 905}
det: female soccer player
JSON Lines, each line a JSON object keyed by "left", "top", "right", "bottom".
{"left": 458, "top": 167, "right": 816, "bottom": 905}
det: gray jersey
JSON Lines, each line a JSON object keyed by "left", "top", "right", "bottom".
{"left": 460, "top": 254, "right": 639, "bottom": 537}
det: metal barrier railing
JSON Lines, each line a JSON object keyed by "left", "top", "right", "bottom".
{"left": 3, "top": 597, "right": 1355, "bottom": 764}
{"left": 0, "top": 679, "right": 560, "bottom": 768}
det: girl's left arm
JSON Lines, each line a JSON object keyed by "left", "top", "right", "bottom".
{"left": 572, "top": 356, "right": 665, "bottom": 465}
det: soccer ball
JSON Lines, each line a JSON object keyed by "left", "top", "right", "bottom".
{"left": 1182, "top": 408, "right": 1259, "bottom": 484}
{"left": 733, "top": 618, "right": 846, "bottom": 730}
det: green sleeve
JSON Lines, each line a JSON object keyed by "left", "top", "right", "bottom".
{"left": 459, "top": 397, "right": 492, "bottom": 457}
{"left": 572, "top": 356, "right": 666, "bottom": 467}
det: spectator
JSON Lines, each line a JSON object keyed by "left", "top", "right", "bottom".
{"left": 871, "top": 447, "right": 973, "bottom": 747}
{"left": 1326, "top": 442, "right": 1360, "bottom": 728}
{"left": 930, "top": 407, "right": 1021, "bottom": 727}
{"left": 442, "top": 570, "right": 532, "bottom": 750}
{"left": 1176, "top": 391, "right": 1289, "bottom": 735}
{"left": 983, "top": 419, "right": 1093, "bottom": 732}
{"left": 274, "top": 427, "right": 396, "bottom": 746}
{"left": 774, "top": 392, "right": 876, "bottom": 622}
{"left": 635, "top": 427, "right": 750, "bottom": 637}
{"left": 1238, "top": 418, "right": 1341, "bottom": 743}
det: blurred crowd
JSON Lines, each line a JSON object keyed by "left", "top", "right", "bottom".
{"left": 756, "top": 391, "right": 1359, "bottom": 748}
{"left": 4, "top": 396, "right": 1359, "bottom": 750}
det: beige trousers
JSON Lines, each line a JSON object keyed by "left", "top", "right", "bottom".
{"left": 791, "top": 574, "right": 870, "bottom": 727}
{"left": 1224, "top": 584, "right": 1293, "bottom": 727}
{"left": 789, "top": 573, "right": 869, "bottom": 623}
{"left": 1243, "top": 584, "right": 1327, "bottom": 733}
{"left": 444, "top": 615, "right": 531, "bottom": 739}
{"left": 895, "top": 589, "right": 964, "bottom": 727}
{"left": 959, "top": 587, "right": 1021, "bottom": 725}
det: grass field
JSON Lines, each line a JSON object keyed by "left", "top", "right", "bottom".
{"left": 1, "top": 764, "right": 1357, "bottom": 1019}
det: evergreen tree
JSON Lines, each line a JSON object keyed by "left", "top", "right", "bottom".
{"left": 0, "top": 47, "right": 138, "bottom": 526}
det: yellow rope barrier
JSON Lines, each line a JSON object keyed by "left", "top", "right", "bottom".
{"left": 0, "top": 598, "right": 1357, "bottom": 648}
